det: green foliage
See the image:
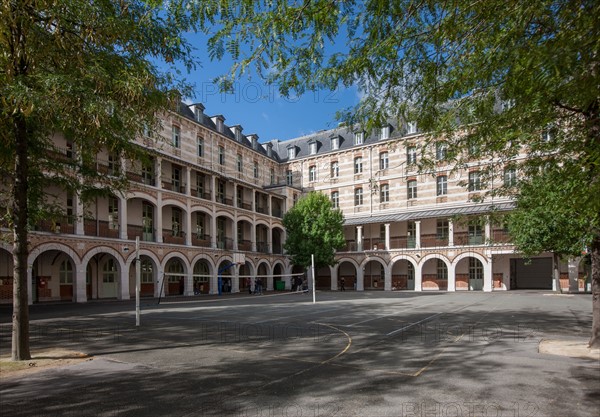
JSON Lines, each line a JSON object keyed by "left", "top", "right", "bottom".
{"left": 0, "top": 0, "right": 198, "bottom": 224}
{"left": 196, "top": 0, "right": 600, "bottom": 257}
{"left": 282, "top": 192, "right": 345, "bottom": 269}
{"left": 509, "top": 164, "right": 599, "bottom": 258}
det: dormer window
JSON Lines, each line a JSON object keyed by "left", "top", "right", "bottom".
{"left": 287, "top": 146, "right": 296, "bottom": 160}
{"left": 381, "top": 125, "right": 390, "bottom": 140}
{"left": 193, "top": 103, "right": 205, "bottom": 122}
{"left": 309, "top": 141, "right": 317, "bottom": 155}
{"left": 354, "top": 132, "right": 364, "bottom": 145}
{"left": 331, "top": 136, "right": 339, "bottom": 150}
{"left": 407, "top": 122, "right": 417, "bottom": 135}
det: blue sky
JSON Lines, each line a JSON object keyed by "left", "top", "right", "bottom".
{"left": 180, "top": 34, "right": 360, "bottom": 142}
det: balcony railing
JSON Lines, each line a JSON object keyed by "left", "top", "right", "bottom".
{"left": 84, "top": 219, "right": 119, "bottom": 238}
{"left": 491, "top": 229, "right": 511, "bottom": 243}
{"left": 191, "top": 234, "right": 211, "bottom": 247}
{"left": 421, "top": 234, "right": 449, "bottom": 248}
{"left": 454, "top": 232, "right": 484, "bottom": 246}
{"left": 217, "top": 238, "right": 234, "bottom": 250}
{"left": 256, "top": 206, "right": 268, "bottom": 215}
{"left": 35, "top": 217, "right": 75, "bottom": 234}
{"left": 127, "top": 224, "right": 155, "bottom": 242}
{"left": 256, "top": 241, "right": 270, "bottom": 253}
{"left": 238, "top": 240, "right": 252, "bottom": 251}
{"left": 162, "top": 182, "right": 186, "bottom": 194}
{"left": 163, "top": 229, "right": 185, "bottom": 245}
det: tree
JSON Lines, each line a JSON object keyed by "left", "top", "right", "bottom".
{"left": 1, "top": 0, "right": 197, "bottom": 360}
{"left": 282, "top": 192, "right": 345, "bottom": 269}
{"left": 508, "top": 165, "right": 598, "bottom": 295}
{"left": 195, "top": 0, "right": 600, "bottom": 346}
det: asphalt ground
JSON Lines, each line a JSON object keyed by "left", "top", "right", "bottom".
{"left": 0, "top": 291, "right": 598, "bottom": 417}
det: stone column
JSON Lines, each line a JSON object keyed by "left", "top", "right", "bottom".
{"left": 155, "top": 193, "right": 163, "bottom": 243}
{"left": 448, "top": 219, "right": 454, "bottom": 247}
{"left": 384, "top": 266, "right": 392, "bottom": 291}
{"left": 356, "top": 267, "right": 364, "bottom": 291}
{"left": 356, "top": 226, "right": 363, "bottom": 252}
{"left": 119, "top": 265, "right": 130, "bottom": 300}
{"left": 447, "top": 265, "right": 456, "bottom": 292}
{"left": 75, "top": 266, "right": 87, "bottom": 302}
{"left": 414, "top": 262, "right": 423, "bottom": 292}
{"left": 415, "top": 221, "right": 421, "bottom": 249}
{"left": 483, "top": 257, "right": 493, "bottom": 292}
{"left": 75, "top": 194, "right": 85, "bottom": 235}
{"left": 119, "top": 196, "right": 128, "bottom": 240}
{"left": 384, "top": 223, "right": 390, "bottom": 250}
{"left": 185, "top": 166, "right": 191, "bottom": 196}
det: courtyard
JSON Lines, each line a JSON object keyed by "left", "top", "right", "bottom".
{"left": 1, "top": 291, "right": 598, "bottom": 417}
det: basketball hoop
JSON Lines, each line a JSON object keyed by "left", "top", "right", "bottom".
{"left": 233, "top": 252, "right": 246, "bottom": 265}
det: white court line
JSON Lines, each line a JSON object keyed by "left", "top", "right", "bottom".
{"left": 386, "top": 296, "right": 493, "bottom": 336}
{"left": 344, "top": 298, "right": 448, "bottom": 327}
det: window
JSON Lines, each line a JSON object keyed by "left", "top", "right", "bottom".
{"left": 196, "top": 213, "right": 205, "bottom": 238}
{"left": 218, "top": 146, "right": 225, "bottom": 165}
{"left": 331, "top": 191, "right": 339, "bottom": 209}
{"left": 437, "top": 219, "right": 449, "bottom": 240}
{"left": 172, "top": 126, "right": 180, "bottom": 148}
{"left": 468, "top": 171, "right": 481, "bottom": 192}
{"left": 141, "top": 259, "right": 153, "bottom": 283}
{"left": 504, "top": 167, "right": 517, "bottom": 187}
{"left": 141, "top": 160, "right": 154, "bottom": 185}
{"left": 217, "top": 181, "right": 225, "bottom": 203}
{"left": 331, "top": 161, "right": 339, "bottom": 178}
{"left": 380, "top": 184, "right": 389, "bottom": 203}
{"left": 108, "top": 153, "right": 119, "bottom": 176}
{"left": 197, "top": 136, "right": 204, "bottom": 157}
{"left": 237, "top": 154, "right": 243, "bottom": 173}
{"left": 407, "top": 179, "right": 417, "bottom": 199}
{"left": 172, "top": 166, "right": 181, "bottom": 191}
{"left": 407, "top": 146, "right": 417, "bottom": 165}
{"left": 469, "top": 221, "right": 483, "bottom": 244}
{"left": 196, "top": 173, "right": 205, "bottom": 197}
{"left": 437, "top": 259, "right": 448, "bottom": 280}
{"left": 142, "top": 202, "right": 153, "bottom": 241}
{"left": 108, "top": 196, "right": 119, "bottom": 229}
{"left": 66, "top": 192, "right": 74, "bottom": 225}
{"left": 407, "top": 122, "right": 417, "bottom": 134}
{"left": 469, "top": 258, "right": 484, "bottom": 281}
{"left": 436, "top": 142, "right": 447, "bottom": 161}
{"left": 287, "top": 146, "right": 296, "bottom": 160}
{"left": 354, "top": 157, "right": 363, "bottom": 174}
{"left": 354, "top": 132, "right": 364, "bottom": 145}
{"left": 171, "top": 208, "right": 181, "bottom": 236}
{"left": 331, "top": 136, "right": 339, "bottom": 150}
{"left": 270, "top": 168, "right": 275, "bottom": 185}
{"left": 66, "top": 141, "right": 73, "bottom": 159}
{"left": 309, "top": 165, "right": 317, "bottom": 182}
{"left": 59, "top": 260, "right": 73, "bottom": 284}
{"left": 541, "top": 129, "right": 553, "bottom": 142}
{"left": 380, "top": 126, "right": 390, "bottom": 140}
{"left": 380, "top": 152, "right": 389, "bottom": 170}
{"left": 253, "top": 161, "right": 259, "bottom": 178}
{"left": 468, "top": 139, "right": 480, "bottom": 157}
{"left": 286, "top": 170, "right": 293, "bottom": 185}
{"left": 436, "top": 175, "right": 448, "bottom": 196}
{"left": 354, "top": 188, "right": 363, "bottom": 206}
{"left": 309, "top": 141, "right": 317, "bottom": 155}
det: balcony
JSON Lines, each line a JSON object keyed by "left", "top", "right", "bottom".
{"left": 35, "top": 217, "right": 75, "bottom": 234}
{"left": 256, "top": 242, "right": 270, "bottom": 253}
{"left": 217, "top": 238, "right": 234, "bottom": 250}
{"left": 454, "top": 232, "right": 484, "bottom": 246}
{"left": 389, "top": 236, "right": 416, "bottom": 249}
{"left": 84, "top": 219, "right": 119, "bottom": 238}
{"left": 127, "top": 225, "right": 155, "bottom": 242}
{"left": 191, "top": 234, "right": 211, "bottom": 247}
{"left": 491, "top": 229, "right": 511, "bottom": 244}
{"left": 256, "top": 206, "right": 268, "bottom": 215}
{"left": 162, "top": 182, "right": 186, "bottom": 194}
{"left": 163, "top": 229, "right": 185, "bottom": 245}
{"left": 238, "top": 201, "right": 252, "bottom": 211}
{"left": 421, "top": 234, "right": 449, "bottom": 248}
{"left": 238, "top": 240, "right": 252, "bottom": 251}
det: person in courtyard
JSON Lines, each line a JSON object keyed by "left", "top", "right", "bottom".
{"left": 246, "top": 277, "right": 252, "bottom": 294}
{"left": 255, "top": 277, "right": 263, "bottom": 295}
{"left": 340, "top": 277, "right": 346, "bottom": 291}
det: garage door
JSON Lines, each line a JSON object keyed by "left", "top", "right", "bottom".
{"left": 512, "top": 258, "right": 552, "bottom": 289}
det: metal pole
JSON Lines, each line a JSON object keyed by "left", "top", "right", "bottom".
{"left": 311, "top": 254, "right": 316, "bottom": 304}
{"left": 135, "top": 237, "right": 140, "bottom": 326}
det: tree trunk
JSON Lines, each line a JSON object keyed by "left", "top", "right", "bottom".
{"left": 589, "top": 235, "right": 600, "bottom": 348}
{"left": 12, "top": 115, "right": 31, "bottom": 361}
